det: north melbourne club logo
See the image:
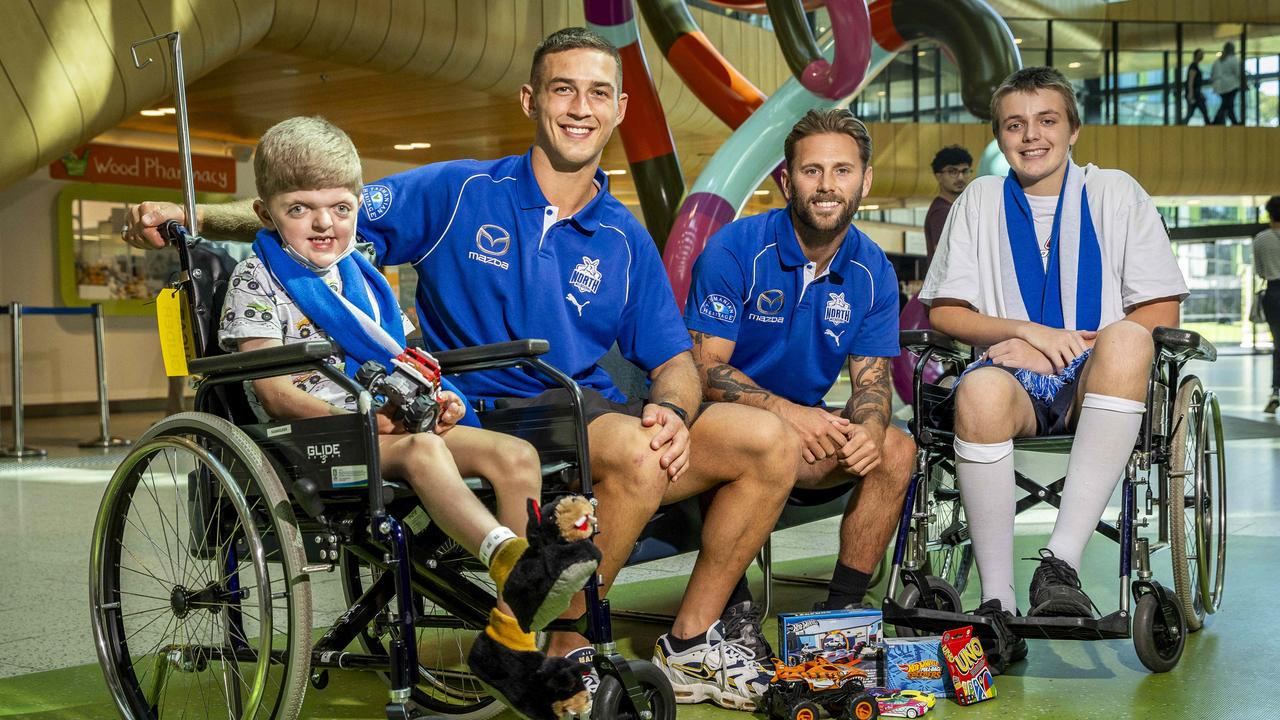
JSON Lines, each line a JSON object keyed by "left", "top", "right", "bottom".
{"left": 825, "top": 292, "right": 852, "bottom": 326}
{"left": 569, "top": 256, "right": 602, "bottom": 294}
{"left": 362, "top": 184, "right": 392, "bottom": 221}
{"left": 698, "top": 293, "right": 737, "bottom": 324}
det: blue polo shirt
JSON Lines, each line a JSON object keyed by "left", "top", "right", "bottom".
{"left": 357, "top": 150, "right": 691, "bottom": 403}
{"left": 684, "top": 208, "right": 900, "bottom": 407}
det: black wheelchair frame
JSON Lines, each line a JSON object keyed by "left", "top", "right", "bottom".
{"left": 89, "top": 223, "right": 675, "bottom": 719}
{"left": 882, "top": 327, "right": 1227, "bottom": 673}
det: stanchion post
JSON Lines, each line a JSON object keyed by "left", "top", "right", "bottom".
{"left": 3, "top": 301, "right": 46, "bottom": 458}
{"left": 79, "top": 303, "right": 131, "bottom": 449}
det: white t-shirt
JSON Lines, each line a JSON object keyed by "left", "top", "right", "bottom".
{"left": 920, "top": 163, "right": 1189, "bottom": 330}
{"left": 1026, "top": 193, "right": 1058, "bottom": 270}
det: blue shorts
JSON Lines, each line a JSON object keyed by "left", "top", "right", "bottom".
{"left": 957, "top": 349, "right": 1091, "bottom": 436}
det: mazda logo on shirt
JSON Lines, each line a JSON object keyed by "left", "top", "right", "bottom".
{"left": 475, "top": 224, "right": 511, "bottom": 256}
{"left": 756, "top": 289, "right": 785, "bottom": 315}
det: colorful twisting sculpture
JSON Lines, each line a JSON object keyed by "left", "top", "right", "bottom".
{"left": 587, "top": 0, "right": 1020, "bottom": 309}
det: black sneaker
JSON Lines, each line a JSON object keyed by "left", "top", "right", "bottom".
{"left": 971, "top": 599, "right": 1027, "bottom": 675}
{"left": 1027, "top": 549, "right": 1095, "bottom": 618}
{"left": 721, "top": 600, "right": 774, "bottom": 660}
{"left": 1265, "top": 395, "right": 1279, "bottom": 414}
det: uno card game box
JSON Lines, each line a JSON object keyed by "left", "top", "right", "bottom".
{"left": 939, "top": 626, "right": 996, "bottom": 705}
{"left": 883, "top": 637, "right": 953, "bottom": 697}
{"left": 778, "top": 609, "right": 883, "bottom": 667}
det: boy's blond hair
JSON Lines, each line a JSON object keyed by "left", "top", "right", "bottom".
{"left": 253, "top": 116, "right": 362, "bottom": 200}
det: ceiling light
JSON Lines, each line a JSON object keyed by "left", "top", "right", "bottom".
{"left": 604, "top": 169, "right": 627, "bottom": 176}
{"left": 1068, "top": 61, "right": 1082, "bottom": 68}
{"left": 753, "top": 190, "right": 769, "bottom": 196}
{"left": 861, "top": 204, "right": 880, "bottom": 211}
{"left": 409, "top": 142, "right": 431, "bottom": 149}
{"left": 140, "top": 109, "right": 167, "bottom": 116}
{"left": 393, "top": 144, "right": 415, "bottom": 150}
{"left": 877, "top": 91, "right": 886, "bottom": 96}
{"left": 917, "top": 50, "right": 927, "bottom": 57}
{"left": 1015, "top": 37, "right": 1023, "bottom": 45}
{"left": 281, "top": 68, "right": 300, "bottom": 75}
{"left": 1188, "top": 199, "right": 1201, "bottom": 205}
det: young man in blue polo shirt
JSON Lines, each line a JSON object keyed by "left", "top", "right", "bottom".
{"left": 125, "top": 26, "right": 795, "bottom": 713}
{"left": 686, "top": 109, "right": 916, "bottom": 617}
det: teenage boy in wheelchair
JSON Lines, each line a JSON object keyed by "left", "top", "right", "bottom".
{"left": 218, "top": 116, "right": 601, "bottom": 718}
{"left": 919, "top": 67, "right": 1188, "bottom": 672}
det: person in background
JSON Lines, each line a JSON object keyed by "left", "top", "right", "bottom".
{"left": 1210, "top": 42, "right": 1243, "bottom": 126}
{"left": 1183, "top": 48, "right": 1210, "bottom": 125}
{"left": 1254, "top": 196, "right": 1280, "bottom": 413}
{"left": 925, "top": 145, "right": 974, "bottom": 271}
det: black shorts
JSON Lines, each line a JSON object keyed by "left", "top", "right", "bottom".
{"left": 494, "top": 387, "right": 646, "bottom": 424}
{"left": 987, "top": 364, "right": 1078, "bottom": 436}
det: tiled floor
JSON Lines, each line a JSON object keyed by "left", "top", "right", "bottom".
{"left": 0, "top": 353, "right": 1277, "bottom": 717}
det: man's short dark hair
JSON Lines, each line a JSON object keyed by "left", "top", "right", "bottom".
{"left": 990, "top": 66, "right": 1081, "bottom": 137}
{"left": 1266, "top": 196, "right": 1280, "bottom": 222}
{"left": 784, "top": 108, "right": 873, "bottom": 172}
{"left": 931, "top": 145, "right": 973, "bottom": 174}
{"left": 530, "top": 27, "right": 623, "bottom": 91}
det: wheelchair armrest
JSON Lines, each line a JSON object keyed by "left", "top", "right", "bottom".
{"left": 435, "top": 339, "right": 550, "bottom": 373}
{"left": 900, "top": 329, "right": 971, "bottom": 362}
{"left": 1153, "top": 326, "right": 1217, "bottom": 363}
{"left": 189, "top": 339, "right": 337, "bottom": 378}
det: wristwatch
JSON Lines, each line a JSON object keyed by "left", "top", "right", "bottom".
{"left": 657, "top": 401, "right": 690, "bottom": 427}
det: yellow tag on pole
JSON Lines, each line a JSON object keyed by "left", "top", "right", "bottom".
{"left": 156, "top": 288, "right": 194, "bottom": 377}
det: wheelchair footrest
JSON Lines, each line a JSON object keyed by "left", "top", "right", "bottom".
{"left": 883, "top": 599, "right": 1130, "bottom": 641}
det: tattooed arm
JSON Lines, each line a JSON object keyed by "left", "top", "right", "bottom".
{"left": 688, "top": 330, "right": 779, "bottom": 410}
{"left": 689, "top": 330, "right": 849, "bottom": 463}
{"left": 832, "top": 355, "right": 893, "bottom": 475}
{"left": 841, "top": 355, "right": 893, "bottom": 439}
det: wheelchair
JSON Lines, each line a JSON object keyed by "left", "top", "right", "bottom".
{"left": 88, "top": 224, "right": 676, "bottom": 719}
{"left": 882, "top": 327, "right": 1227, "bottom": 673}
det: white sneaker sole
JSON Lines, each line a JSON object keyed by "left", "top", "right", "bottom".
{"left": 666, "top": 678, "right": 758, "bottom": 711}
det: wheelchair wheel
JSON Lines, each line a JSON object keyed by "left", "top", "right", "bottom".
{"left": 1168, "top": 377, "right": 1228, "bottom": 632}
{"left": 1132, "top": 592, "right": 1185, "bottom": 673}
{"left": 923, "top": 462, "right": 971, "bottom": 594}
{"left": 340, "top": 529, "right": 501, "bottom": 720}
{"left": 892, "top": 575, "right": 962, "bottom": 638}
{"left": 592, "top": 660, "right": 676, "bottom": 720}
{"left": 90, "top": 413, "right": 311, "bottom": 720}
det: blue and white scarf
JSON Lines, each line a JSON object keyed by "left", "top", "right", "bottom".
{"left": 964, "top": 162, "right": 1104, "bottom": 403}
{"left": 998, "top": 161, "right": 1102, "bottom": 332}
{"left": 253, "top": 229, "right": 477, "bottom": 426}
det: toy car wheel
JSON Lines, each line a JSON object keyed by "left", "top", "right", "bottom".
{"left": 790, "top": 700, "right": 821, "bottom": 720}
{"left": 905, "top": 709, "right": 919, "bottom": 718}
{"left": 1132, "top": 592, "right": 1185, "bottom": 673}
{"left": 843, "top": 693, "right": 880, "bottom": 720}
{"left": 592, "top": 660, "right": 676, "bottom": 720}
{"left": 892, "top": 574, "right": 962, "bottom": 638}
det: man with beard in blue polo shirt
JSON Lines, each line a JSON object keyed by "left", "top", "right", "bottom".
{"left": 686, "top": 109, "right": 916, "bottom": 619}
{"left": 126, "top": 26, "right": 795, "bottom": 713}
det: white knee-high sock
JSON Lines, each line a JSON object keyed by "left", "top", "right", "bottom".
{"left": 1046, "top": 393, "right": 1146, "bottom": 571}
{"left": 954, "top": 438, "right": 1017, "bottom": 612}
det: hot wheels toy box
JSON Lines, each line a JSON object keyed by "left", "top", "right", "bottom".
{"left": 939, "top": 626, "right": 996, "bottom": 705}
{"left": 778, "top": 609, "right": 883, "bottom": 670}
{"left": 883, "top": 637, "right": 953, "bottom": 697}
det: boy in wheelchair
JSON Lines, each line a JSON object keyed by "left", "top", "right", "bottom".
{"left": 920, "top": 68, "right": 1188, "bottom": 672}
{"left": 218, "top": 116, "right": 600, "bottom": 718}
